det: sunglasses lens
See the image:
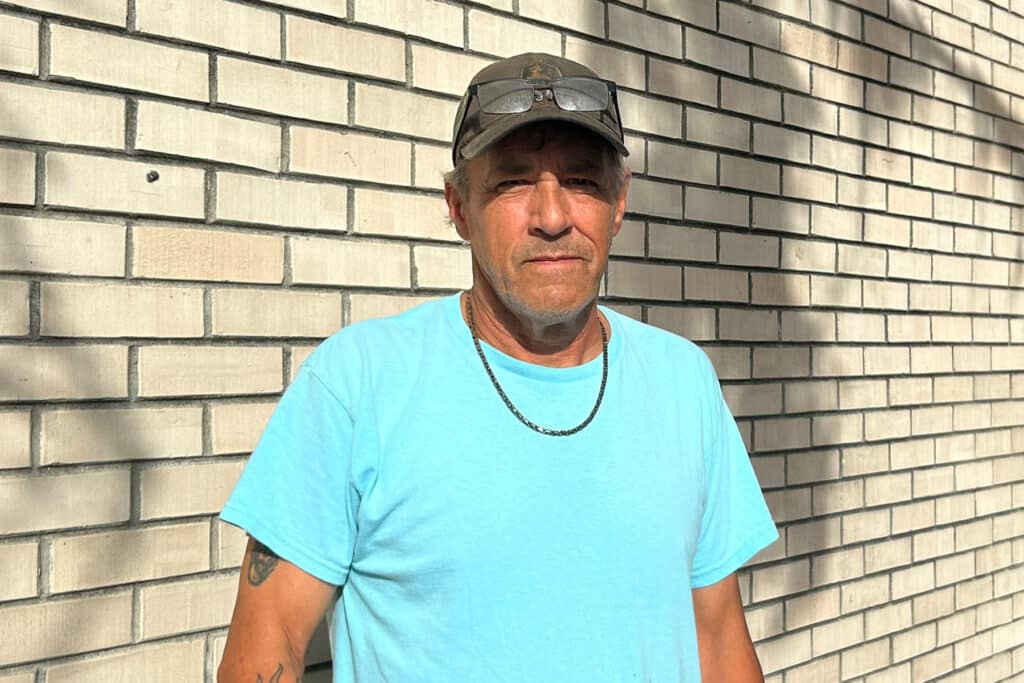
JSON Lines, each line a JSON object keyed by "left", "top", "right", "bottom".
{"left": 477, "top": 81, "right": 536, "bottom": 114}
{"left": 551, "top": 77, "right": 609, "bottom": 112}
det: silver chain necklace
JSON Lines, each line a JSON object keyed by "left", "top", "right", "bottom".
{"left": 464, "top": 294, "right": 609, "bottom": 437}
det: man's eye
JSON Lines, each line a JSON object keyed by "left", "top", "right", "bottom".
{"left": 496, "top": 179, "right": 529, "bottom": 190}
{"left": 566, "top": 177, "right": 599, "bottom": 188}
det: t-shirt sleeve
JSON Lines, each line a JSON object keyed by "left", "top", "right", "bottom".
{"left": 220, "top": 364, "right": 359, "bottom": 587}
{"left": 689, "top": 361, "right": 779, "bottom": 589}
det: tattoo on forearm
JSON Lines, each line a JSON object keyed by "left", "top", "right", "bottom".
{"left": 255, "top": 663, "right": 285, "bottom": 682}
{"left": 247, "top": 539, "right": 280, "bottom": 586}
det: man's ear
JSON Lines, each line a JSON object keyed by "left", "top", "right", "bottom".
{"left": 610, "top": 167, "right": 631, "bottom": 237}
{"left": 444, "top": 183, "right": 471, "bottom": 242}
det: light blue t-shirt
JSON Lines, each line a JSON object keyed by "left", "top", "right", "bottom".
{"left": 221, "top": 294, "right": 777, "bottom": 682}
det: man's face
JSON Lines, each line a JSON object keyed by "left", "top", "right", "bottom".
{"left": 446, "top": 125, "right": 630, "bottom": 326}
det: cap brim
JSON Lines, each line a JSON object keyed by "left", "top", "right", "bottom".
{"left": 458, "top": 108, "right": 629, "bottom": 162}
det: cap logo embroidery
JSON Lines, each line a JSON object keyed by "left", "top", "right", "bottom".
{"left": 520, "top": 63, "right": 561, "bottom": 81}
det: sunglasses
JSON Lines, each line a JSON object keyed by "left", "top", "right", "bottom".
{"left": 452, "top": 76, "right": 623, "bottom": 153}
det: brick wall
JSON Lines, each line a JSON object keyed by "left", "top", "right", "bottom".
{"left": 0, "top": 0, "right": 1021, "bottom": 680}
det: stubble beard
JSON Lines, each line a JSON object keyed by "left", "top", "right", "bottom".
{"left": 477, "top": 257, "right": 600, "bottom": 328}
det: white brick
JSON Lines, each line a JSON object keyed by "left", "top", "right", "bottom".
{"left": 0, "top": 147, "right": 34, "bottom": 205}
{"left": 136, "top": 0, "right": 279, "bottom": 58}
{"left": 0, "top": 541, "right": 36, "bottom": 601}
{"left": 721, "top": 3, "right": 781, "bottom": 49}
{"left": 753, "top": 198, "right": 810, "bottom": 234}
{"left": 722, "top": 78, "right": 782, "bottom": 121}
{"left": 216, "top": 172, "right": 346, "bottom": 231}
{"left": 356, "top": 0, "right": 463, "bottom": 46}
{"left": 411, "top": 45, "right": 493, "bottom": 96}
{"left": 0, "top": 469, "right": 130, "bottom": 534}
{"left": 290, "top": 126, "right": 411, "bottom": 185}
{"left": 629, "top": 177, "right": 683, "bottom": 219}
{"left": 291, "top": 236, "right": 410, "bottom": 287}
{"left": 0, "top": 591, "right": 131, "bottom": 666}
{"left": 355, "top": 188, "right": 454, "bottom": 241}
{"left": 414, "top": 245, "right": 472, "bottom": 290}
{"left": 565, "top": 38, "right": 646, "bottom": 91}
{"left": 262, "top": 0, "right": 346, "bottom": 17}
{"left": 685, "top": 267, "right": 748, "bottom": 303}
{"left": 45, "top": 152, "right": 205, "bottom": 218}
{"left": 136, "top": 101, "right": 280, "bottom": 171}
{"left": 618, "top": 91, "right": 683, "bottom": 139}
{"left": 133, "top": 224, "right": 284, "bottom": 284}
{"left": 0, "top": 345, "right": 127, "bottom": 401}
{"left": 606, "top": 261, "right": 681, "bottom": 300}
{"left": 355, "top": 84, "right": 458, "bottom": 142}
{"left": 649, "top": 224, "right": 715, "bottom": 261}
{"left": 608, "top": 4, "right": 681, "bottom": 59}
{"left": 687, "top": 28, "right": 748, "bottom": 77}
{"left": 0, "top": 11, "right": 38, "bottom": 75}
{"left": 0, "top": 279, "right": 28, "bottom": 336}
{"left": 782, "top": 239, "right": 835, "bottom": 273}
{"left": 688, "top": 108, "right": 750, "bottom": 152}
{"left": 140, "top": 459, "right": 245, "bottom": 520}
{"left": 210, "top": 401, "right": 276, "bottom": 455}
{"left": 348, "top": 293, "right": 438, "bottom": 324}
{"left": 218, "top": 56, "right": 346, "bottom": 124}
{"left": 138, "top": 573, "right": 237, "bottom": 638}
{"left": 6, "top": 0, "right": 127, "bottom": 25}
{"left": 211, "top": 288, "right": 341, "bottom": 337}
{"left": 520, "top": 0, "right": 605, "bottom": 37}
{"left": 0, "top": 81, "right": 124, "bottom": 149}
{"left": 51, "top": 522, "right": 209, "bottom": 592}
{"left": 46, "top": 639, "right": 206, "bottom": 683}
{"left": 41, "top": 405, "right": 202, "bottom": 465}
{"left": 648, "top": 142, "right": 717, "bottom": 184}
{"left": 286, "top": 17, "right": 405, "bottom": 81}
{"left": 755, "top": 47, "right": 811, "bottom": 93}
{"left": 50, "top": 24, "right": 207, "bottom": 101}
{"left": 40, "top": 282, "right": 203, "bottom": 338}
{"left": 1, "top": 215, "right": 125, "bottom": 277}
{"left": 468, "top": 10, "right": 561, "bottom": 57}
{"left": 0, "top": 411, "right": 30, "bottom": 469}
{"left": 138, "top": 345, "right": 281, "bottom": 398}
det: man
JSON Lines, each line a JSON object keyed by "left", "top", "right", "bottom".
{"left": 218, "top": 53, "right": 777, "bottom": 682}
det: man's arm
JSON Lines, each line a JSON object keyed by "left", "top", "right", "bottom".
{"left": 692, "top": 572, "right": 764, "bottom": 682}
{"left": 218, "top": 537, "right": 337, "bottom": 682}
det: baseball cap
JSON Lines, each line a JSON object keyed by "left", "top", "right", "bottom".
{"left": 451, "top": 52, "right": 629, "bottom": 165}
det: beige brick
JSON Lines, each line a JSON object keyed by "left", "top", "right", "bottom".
{"left": 211, "top": 288, "right": 341, "bottom": 337}
{"left": 219, "top": 57, "right": 345, "bottom": 123}
{"left": 755, "top": 47, "right": 811, "bottom": 93}
{"left": 0, "top": 590, "right": 131, "bottom": 666}
{"left": 721, "top": 3, "right": 780, "bottom": 48}
{"left": 646, "top": 307, "right": 715, "bottom": 342}
{"left": 138, "top": 345, "right": 280, "bottom": 398}
{"left": 721, "top": 79, "right": 782, "bottom": 123}
{"left": 355, "top": 84, "right": 457, "bottom": 143}
{"left": 809, "top": 275, "right": 861, "bottom": 308}
{"left": 518, "top": 0, "right": 604, "bottom": 36}
{"left": 721, "top": 156, "right": 780, "bottom": 195}
{"left": 647, "top": 61, "right": 715, "bottom": 110}
{"left": 839, "top": 109, "right": 888, "bottom": 147}
{"left": 0, "top": 147, "right": 34, "bottom": 205}
{"left": 838, "top": 177, "right": 885, "bottom": 211}
{"left": 0, "top": 279, "right": 28, "bottom": 336}
{"left": 786, "top": 95, "right": 840, "bottom": 136}
{"left": 722, "top": 308, "right": 783, "bottom": 343}
{"left": 842, "top": 511, "right": 890, "bottom": 546}
{"left": 1, "top": 468, "right": 129, "bottom": 535}
{"left": 837, "top": 245, "right": 885, "bottom": 279}
{"left": 606, "top": 261, "right": 681, "bottom": 301}
{"left": 46, "top": 152, "right": 204, "bottom": 218}
{"left": 753, "top": 558, "right": 810, "bottom": 602}
{"left": 751, "top": 272, "right": 810, "bottom": 307}
{"left": 684, "top": 267, "right": 748, "bottom": 304}
{"left": 210, "top": 401, "right": 276, "bottom": 455}
{"left": 40, "top": 282, "right": 202, "bottom": 338}
{"left": 721, "top": 233, "right": 780, "bottom": 268}
{"left": 890, "top": 121, "right": 932, "bottom": 158}
{"left": 813, "top": 613, "right": 864, "bottom": 656}
{"left": 754, "top": 416, "right": 810, "bottom": 452}
{"left": 216, "top": 172, "right": 345, "bottom": 231}
{"left": 136, "top": 101, "right": 279, "bottom": 171}
{"left": 811, "top": 412, "right": 862, "bottom": 445}
{"left": 647, "top": 0, "right": 716, "bottom": 27}
{"left": 788, "top": 449, "right": 840, "bottom": 485}
{"left": 843, "top": 443, "right": 891, "bottom": 477}
{"left": 0, "top": 345, "right": 127, "bottom": 401}
{"left": 685, "top": 187, "right": 749, "bottom": 227}
{"left": 138, "top": 225, "right": 281, "bottom": 284}
{"left": 647, "top": 142, "right": 717, "bottom": 184}
{"left": 291, "top": 126, "right": 411, "bottom": 185}
{"left": 756, "top": 631, "right": 813, "bottom": 676}
{"left": 888, "top": 186, "right": 933, "bottom": 219}
{"left": 47, "top": 639, "right": 206, "bottom": 683}
{"left": 608, "top": 4, "right": 681, "bottom": 58}
{"left": 41, "top": 405, "right": 202, "bottom": 465}
{"left": 914, "top": 94, "right": 956, "bottom": 131}
{"left": 50, "top": 24, "right": 206, "bottom": 101}
{"left": 468, "top": 9, "right": 561, "bottom": 56}
{"left": 291, "top": 236, "right": 410, "bottom": 288}
{"left": 140, "top": 459, "right": 245, "bottom": 520}
{"left": 687, "top": 28, "right": 748, "bottom": 77}
{"left": 649, "top": 224, "right": 715, "bottom": 262}
{"left": 863, "top": 214, "right": 910, "bottom": 249}
{"left": 618, "top": 91, "right": 684, "bottom": 139}
{"left": 627, "top": 177, "right": 683, "bottom": 219}
{"left": 781, "top": 21, "right": 837, "bottom": 67}
{"left": 836, "top": 312, "right": 886, "bottom": 342}
{"left": 565, "top": 37, "right": 647, "bottom": 90}
{"left": 0, "top": 672, "right": 33, "bottom": 683}
{"left": 1, "top": 81, "right": 124, "bottom": 149}
{"left": 414, "top": 245, "right": 472, "bottom": 290}
{"left": 912, "top": 221, "right": 954, "bottom": 253}
{"left": 752, "top": 198, "right": 811, "bottom": 235}
{"left": 136, "top": 0, "right": 277, "bottom": 57}
{"left": 812, "top": 66, "right": 863, "bottom": 107}
{"left": 413, "top": 144, "right": 448, "bottom": 191}
{"left": 51, "top": 522, "right": 209, "bottom": 593}
{"left": 839, "top": 40, "right": 887, "bottom": 82}
{"left": 753, "top": 347, "right": 809, "bottom": 379}
{"left": 813, "top": 137, "right": 863, "bottom": 177}
{"left": 687, "top": 109, "right": 750, "bottom": 152}
{"left": 785, "top": 587, "right": 841, "bottom": 631}
{"left": 783, "top": 166, "right": 836, "bottom": 204}
{"left": 781, "top": 239, "right": 835, "bottom": 273}
{"left": 286, "top": 16, "right": 404, "bottom": 81}
{"left": 0, "top": 541, "right": 36, "bottom": 601}
{"left": 0, "top": 11, "right": 38, "bottom": 75}
{"left": 0, "top": 411, "right": 30, "bottom": 469}
{"left": 409, "top": 45, "right": 492, "bottom": 97}
{"left": 0, "top": 215, "right": 124, "bottom": 277}
{"left": 138, "top": 572, "right": 237, "bottom": 638}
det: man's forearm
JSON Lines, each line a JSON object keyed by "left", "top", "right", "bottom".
{"left": 218, "top": 655, "right": 303, "bottom": 682}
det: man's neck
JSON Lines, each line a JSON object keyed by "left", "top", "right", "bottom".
{"left": 462, "top": 289, "right": 607, "bottom": 369}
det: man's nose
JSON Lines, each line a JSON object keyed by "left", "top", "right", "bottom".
{"left": 530, "top": 179, "right": 571, "bottom": 237}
